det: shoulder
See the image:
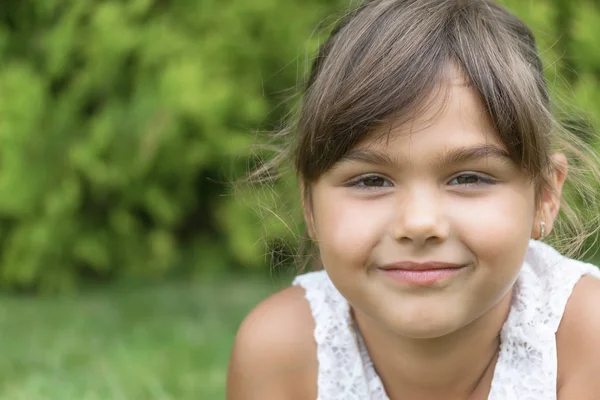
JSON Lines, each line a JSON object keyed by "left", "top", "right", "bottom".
{"left": 556, "top": 273, "right": 600, "bottom": 398}
{"left": 226, "top": 285, "right": 318, "bottom": 400}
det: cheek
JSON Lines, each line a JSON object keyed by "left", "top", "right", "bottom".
{"left": 312, "top": 191, "right": 391, "bottom": 267}
{"left": 451, "top": 186, "right": 535, "bottom": 265}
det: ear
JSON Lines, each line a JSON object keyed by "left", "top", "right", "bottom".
{"left": 300, "top": 182, "right": 317, "bottom": 241}
{"left": 535, "top": 153, "right": 568, "bottom": 238}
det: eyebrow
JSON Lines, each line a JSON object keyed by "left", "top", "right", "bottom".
{"left": 334, "top": 144, "right": 513, "bottom": 169}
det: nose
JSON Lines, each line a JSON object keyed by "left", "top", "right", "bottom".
{"left": 391, "top": 186, "right": 449, "bottom": 246}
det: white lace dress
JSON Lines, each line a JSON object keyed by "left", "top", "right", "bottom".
{"left": 292, "top": 240, "right": 600, "bottom": 400}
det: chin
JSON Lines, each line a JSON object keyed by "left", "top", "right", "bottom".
{"left": 395, "top": 323, "right": 461, "bottom": 340}
{"left": 394, "top": 322, "right": 460, "bottom": 340}
{"left": 385, "top": 308, "right": 468, "bottom": 339}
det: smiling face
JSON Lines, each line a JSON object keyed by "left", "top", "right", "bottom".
{"left": 306, "top": 82, "right": 539, "bottom": 339}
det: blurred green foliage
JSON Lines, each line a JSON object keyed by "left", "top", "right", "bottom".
{"left": 0, "top": 0, "right": 598, "bottom": 292}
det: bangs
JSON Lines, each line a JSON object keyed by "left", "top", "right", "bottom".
{"left": 296, "top": 0, "right": 552, "bottom": 182}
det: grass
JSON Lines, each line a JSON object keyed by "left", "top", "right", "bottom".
{"left": 7, "top": 248, "right": 594, "bottom": 400}
{"left": 0, "top": 274, "right": 289, "bottom": 400}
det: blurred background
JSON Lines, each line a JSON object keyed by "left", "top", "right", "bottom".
{"left": 0, "top": 0, "right": 599, "bottom": 399}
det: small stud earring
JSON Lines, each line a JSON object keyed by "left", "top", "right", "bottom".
{"left": 539, "top": 221, "right": 546, "bottom": 240}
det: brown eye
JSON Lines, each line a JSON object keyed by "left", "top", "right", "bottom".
{"left": 351, "top": 175, "right": 393, "bottom": 188}
{"left": 448, "top": 173, "right": 496, "bottom": 187}
{"left": 363, "top": 176, "right": 386, "bottom": 186}
{"left": 454, "top": 175, "right": 478, "bottom": 184}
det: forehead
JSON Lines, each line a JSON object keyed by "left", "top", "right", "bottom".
{"left": 356, "top": 81, "right": 503, "bottom": 155}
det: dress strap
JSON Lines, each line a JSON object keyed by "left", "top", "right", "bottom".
{"left": 487, "top": 240, "right": 600, "bottom": 400}
{"left": 293, "top": 241, "right": 600, "bottom": 399}
{"left": 293, "top": 271, "right": 379, "bottom": 399}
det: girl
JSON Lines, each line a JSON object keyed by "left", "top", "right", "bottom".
{"left": 227, "top": 0, "right": 600, "bottom": 399}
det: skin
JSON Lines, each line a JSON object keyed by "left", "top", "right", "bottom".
{"left": 306, "top": 82, "right": 539, "bottom": 398}
{"left": 227, "top": 80, "right": 600, "bottom": 399}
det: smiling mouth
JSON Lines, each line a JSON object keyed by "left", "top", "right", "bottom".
{"left": 379, "top": 261, "right": 466, "bottom": 271}
{"left": 377, "top": 261, "right": 469, "bottom": 285}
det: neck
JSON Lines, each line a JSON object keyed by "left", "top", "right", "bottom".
{"left": 353, "top": 289, "right": 512, "bottom": 400}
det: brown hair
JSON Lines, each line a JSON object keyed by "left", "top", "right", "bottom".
{"left": 250, "top": 0, "right": 600, "bottom": 270}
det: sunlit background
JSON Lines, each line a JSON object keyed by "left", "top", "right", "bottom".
{"left": 0, "top": 0, "right": 599, "bottom": 399}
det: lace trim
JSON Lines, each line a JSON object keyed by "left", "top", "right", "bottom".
{"left": 293, "top": 240, "right": 600, "bottom": 399}
{"left": 293, "top": 271, "right": 373, "bottom": 399}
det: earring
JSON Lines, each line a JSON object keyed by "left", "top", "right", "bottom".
{"left": 539, "top": 221, "right": 546, "bottom": 240}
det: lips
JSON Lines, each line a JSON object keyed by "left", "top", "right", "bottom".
{"left": 378, "top": 261, "right": 466, "bottom": 271}
{"left": 377, "top": 261, "right": 469, "bottom": 285}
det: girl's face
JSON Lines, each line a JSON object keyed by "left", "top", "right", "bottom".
{"left": 307, "top": 82, "right": 539, "bottom": 338}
